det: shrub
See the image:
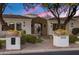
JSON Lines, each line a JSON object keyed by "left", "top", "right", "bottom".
{"left": 21, "top": 31, "right": 27, "bottom": 44}
{"left": 36, "top": 37, "right": 43, "bottom": 43}
{"left": 72, "top": 28, "right": 79, "bottom": 35}
{"left": 21, "top": 31, "right": 42, "bottom": 44}
{"left": 69, "top": 35, "right": 79, "bottom": 43}
{"left": 25, "top": 35, "right": 42, "bottom": 44}
{"left": 21, "top": 35, "right": 26, "bottom": 44}
{"left": 25, "top": 35, "right": 37, "bottom": 43}
{"left": 55, "top": 29, "right": 68, "bottom": 35}
{"left": 0, "top": 40, "right": 5, "bottom": 49}
{"left": 22, "top": 30, "right": 26, "bottom": 34}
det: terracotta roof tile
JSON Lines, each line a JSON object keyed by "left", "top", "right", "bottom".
{"left": 3, "top": 14, "right": 32, "bottom": 19}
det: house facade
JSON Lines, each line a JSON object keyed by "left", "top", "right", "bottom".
{"left": 0, "top": 15, "right": 32, "bottom": 36}
{"left": 0, "top": 14, "right": 79, "bottom": 37}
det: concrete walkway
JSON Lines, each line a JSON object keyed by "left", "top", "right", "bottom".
{"left": 0, "top": 38, "right": 79, "bottom": 54}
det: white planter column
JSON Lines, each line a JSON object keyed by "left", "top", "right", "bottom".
{"left": 53, "top": 35, "right": 69, "bottom": 47}
{"left": 6, "top": 36, "right": 21, "bottom": 50}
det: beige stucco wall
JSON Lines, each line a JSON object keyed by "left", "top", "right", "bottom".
{"left": 0, "top": 18, "right": 32, "bottom": 34}
{"left": 0, "top": 17, "right": 79, "bottom": 36}
{"left": 0, "top": 22, "right": 2, "bottom": 32}
{"left": 68, "top": 19, "right": 79, "bottom": 34}
{"left": 23, "top": 20, "right": 32, "bottom": 34}
{"left": 47, "top": 19, "right": 79, "bottom": 35}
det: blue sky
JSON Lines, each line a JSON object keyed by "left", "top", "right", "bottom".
{"left": 4, "top": 3, "right": 46, "bottom": 15}
{"left": 3, "top": 3, "right": 79, "bottom": 17}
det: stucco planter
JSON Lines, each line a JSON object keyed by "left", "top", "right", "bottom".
{"left": 53, "top": 35, "right": 69, "bottom": 47}
{"left": 6, "top": 36, "right": 21, "bottom": 50}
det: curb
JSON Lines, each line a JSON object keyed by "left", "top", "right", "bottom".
{"left": 0, "top": 48, "right": 79, "bottom": 54}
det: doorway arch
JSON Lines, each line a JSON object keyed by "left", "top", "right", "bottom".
{"left": 31, "top": 17, "right": 47, "bottom": 36}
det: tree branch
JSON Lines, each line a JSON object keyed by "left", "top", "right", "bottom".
{"left": 64, "top": 5, "right": 77, "bottom": 25}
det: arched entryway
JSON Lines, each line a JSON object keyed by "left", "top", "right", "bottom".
{"left": 31, "top": 17, "right": 47, "bottom": 36}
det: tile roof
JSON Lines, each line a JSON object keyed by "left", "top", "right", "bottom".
{"left": 3, "top": 14, "right": 79, "bottom": 20}
{"left": 3, "top": 14, "right": 32, "bottom": 19}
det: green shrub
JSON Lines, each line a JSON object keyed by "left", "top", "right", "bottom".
{"left": 0, "top": 40, "right": 5, "bottom": 49}
{"left": 69, "top": 35, "right": 79, "bottom": 43}
{"left": 21, "top": 31, "right": 27, "bottom": 44}
{"left": 21, "top": 36, "right": 26, "bottom": 44}
{"left": 21, "top": 32, "right": 42, "bottom": 44}
{"left": 25, "top": 35, "right": 37, "bottom": 43}
{"left": 36, "top": 37, "right": 43, "bottom": 43}
{"left": 22, "top": 30, "right": 26, "bottom": 34}
{"left": 25, "top": 35, "right": 42, "bottom": 44}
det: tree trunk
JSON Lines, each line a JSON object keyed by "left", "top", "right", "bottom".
{"left": 57, "top": 18, "right": 61, "bottom": 29}
{"left": 57, "top": 24, "right": 66, "bottom": 30}
{"left": 0, "top": 14, "right": 6, "bottom": 25}
{"left": 0, "top": 14, "right": 9, "bottom": 30}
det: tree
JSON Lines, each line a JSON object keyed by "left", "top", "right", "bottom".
{"left": 0, "top": 3, "right": 8, "bottom": 30}
{"left": 0, "top": 3, "right": 7, "bottom": 25}
{"left": 23, "top": 3, "right": 79, "bottom": 30}
{"left": 43, "top": 3, "right": 79, "bottom": 29}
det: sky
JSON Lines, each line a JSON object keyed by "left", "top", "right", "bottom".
{"left": 3, "top": 3, "right": 79, "bottom": 18}
{"left": 4, "top": 3, "right": 46, "bottom": 15}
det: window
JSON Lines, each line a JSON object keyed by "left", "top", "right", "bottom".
{"left": 2, "top": 23, "right": 8, "bottom": 31}
{"left": 11, "top": 38, "right": 16, "bottom": 45}
{"left": 16, "top": 23, "right": 22, "bottom": 31}
{"left": 52, "top": 23, "right": 66, "bottom": 31}
{"left": 2, "top": 25, "right": 7, "bottom": 31}
{"left": 9, "top": 23, "right": 15, "bottom": 30}
{"left": 61, "top": 24, "right": 65, "bottom": 30}
{"left": 52, "top": 23, "right": 59, "bottom": 31}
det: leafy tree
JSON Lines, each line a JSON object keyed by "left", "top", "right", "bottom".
{"left": 0, "top": 3, "right": 78, "bottom": 30}
{"left": 0, "top": 3, "right": 7, "bottom": 25}
{"left": 23, "top": 3, "right": 79, "bottom": 30}
{"left": 0, "top": 3, "right": 8, "bottom": 30}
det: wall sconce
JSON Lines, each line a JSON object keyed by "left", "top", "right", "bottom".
{"left": 51, "top": 23, "right": 53, "bottom": 27}
{"left": 71, "top": 22, "right": 74, "bottom": 27}
{"left": 23, "top": 21, "right": 25, "bottom": 27}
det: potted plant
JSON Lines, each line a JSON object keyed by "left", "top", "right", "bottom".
{"left": 6, "top": 30, "right": 20, "bottom": 36}
{"left": 53, "top": 29, "right": 69, "bottom": 47}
